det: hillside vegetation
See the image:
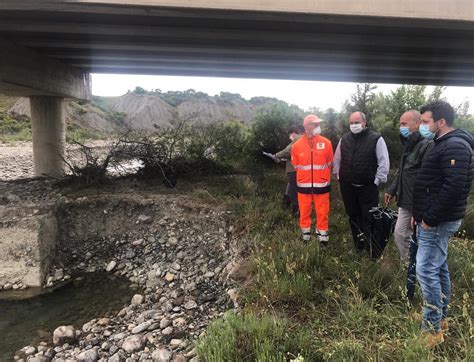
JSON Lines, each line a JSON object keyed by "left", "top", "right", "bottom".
{"left": 0, "top": 89, "right": 285, "bottom": 142}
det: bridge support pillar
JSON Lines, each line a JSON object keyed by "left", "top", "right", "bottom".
{"left": 30, "top": 96, "right": 66, "bottom": 177}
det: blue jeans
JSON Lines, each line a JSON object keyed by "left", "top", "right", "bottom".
{"left": 416, "top": 220, "right": 462, "bottom": 332}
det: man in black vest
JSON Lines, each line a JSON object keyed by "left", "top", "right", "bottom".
{"left": 333, "top": 111, "right": 390, "bottom": 253}
{"left": 412, "top": 101, "right": 473, "bottom": 347}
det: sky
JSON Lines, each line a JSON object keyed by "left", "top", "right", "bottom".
{"left": 92, "top": 73, "right": 474, "bottom": 113}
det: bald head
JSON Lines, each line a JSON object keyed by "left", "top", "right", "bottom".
{"left": 349, "top": 111, "right": 367, "bottom": 127}
{"left": 400, "top": 110, "right": 421, "bottom": 133}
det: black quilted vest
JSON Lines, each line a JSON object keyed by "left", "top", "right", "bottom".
{"left": 340, "top": 128, "right": 381, "bottom": 185}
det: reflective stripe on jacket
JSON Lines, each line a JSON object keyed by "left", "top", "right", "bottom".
{"left": 291, "top": 135, "right": 334, "bottom": 194}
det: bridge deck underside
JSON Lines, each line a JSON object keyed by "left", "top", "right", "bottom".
{"left": 0, "top": 4, "right": 473, "bottom": 86}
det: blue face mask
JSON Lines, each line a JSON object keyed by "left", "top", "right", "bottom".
{"left": 419, "top": 124, "right": 435, "bottom": 140}
{"left": 399, "top": 127, "right": 411, "bottom": 138}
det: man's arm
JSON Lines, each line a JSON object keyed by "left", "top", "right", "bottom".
{"left": 423, "top": 142, "right": 472, "bottom": 227}
{"left": 384, "top": 169, "right": 399, "bottom": 205}
{"left": 374, "top": 137, "right": 390, "bottom": 186}
{"left": 275, "top": 142, "right": 293, "bottom": 161}
{"left": 332, "top": 140, "right": 342, "bottom": 180}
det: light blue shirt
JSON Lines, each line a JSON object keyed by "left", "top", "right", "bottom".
{"left": 333, "top": 136, "right": 390, "bottom": 186}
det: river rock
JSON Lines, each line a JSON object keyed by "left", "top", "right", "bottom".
{"left": 24, "top": 346, "right": 36, "bottom": 356}
{"left": 77, "top": 348, "right": 99, "bottom": 361}
{"left": 160, "top": 318, "right": 171, "bottom": 329}
{"left": 173, "top": 355, "right": 187, "bottom": 362}
{"left": 137, "top": 215, "right": 152, "bottom": 223}
{"left": 53, "top": 326, "right": 76, "bottom": 345}
{"left": 162, "top": 327, "right": 173, "bottom": 335}
{"left": 122, "top": 335, "right": 145, "bottom": 353}
{"left": 152, "top": 348, "right": 172, "bottom": 362}
{"left": 132, "top": 238, "right": 144, "bottom": 246}
{"left": 106, "top": 261, "right": 117, "bottom": 272}
{"left": 107, "top": 353, "right": 122, "bottom": 362}
{"left": 97, "top": 317, "right": 110, "bottom": 326}
{"left": 172, "top": 318, "right": 186, "bottom": 329}
{"left": 169, "top": 339, "right": 182, "bottom": 349}
{"left": 184, "top": 300, "right": 197, "bottom": 310}
{"left": 131, "top": 321, "right": 151, "bottom": 334}
{"left": 164, "top": 273, "right": 175, "bottom": 282}
{"left": 131, "top": 294, "right": 144, "bottom": 305}
{"left": 54, "top": 268, "right": 65, "bottom": 281}
{"left": 28, "top": 356, "right": 49, "bottom": 362}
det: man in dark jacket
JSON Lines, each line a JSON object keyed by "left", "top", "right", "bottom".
{"left": 413, "top": 101, "right": 473, "bottom": 347}
{"left": 275, "top": 125, "right": 304, "bottom": 217}
{"left": 333, "top": 111, "right": 390, "bottom": 253}
{"left": 385, "top": 110, "right": 431, "bottom": 260}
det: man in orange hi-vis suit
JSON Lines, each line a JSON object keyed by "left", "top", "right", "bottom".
{"left": 291, "top": 114, "right": 334, "bottom": 246}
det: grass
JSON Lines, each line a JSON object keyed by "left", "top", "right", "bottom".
{"left": 195, "top": 171, "right": 474, "bottom": 361}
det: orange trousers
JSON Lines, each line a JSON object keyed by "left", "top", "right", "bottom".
{"left": 298, "top": 192, "right": 330, "bottom": 233}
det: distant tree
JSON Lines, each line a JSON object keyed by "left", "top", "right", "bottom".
{"left": 454, "top": 100, "right": 474, "bottom": 134}
{"left": 427, "top": 86, "right": 447, "bottom": 102}
{"left": 345, "top": 83, "right": 377, "bottom": 121}
{"left": 133, "top": 86, "right": 147, "bottom": 94}
{"left": 322, "top": 108, "right": 342, "bottom": 149}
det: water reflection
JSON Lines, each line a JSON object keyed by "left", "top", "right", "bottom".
{"left": 0, "top": 272, "right": 135, "bottom": 361}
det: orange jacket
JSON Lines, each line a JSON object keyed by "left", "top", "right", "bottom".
{"left": 291, "top": 135, "right": 334, "bottom": 194}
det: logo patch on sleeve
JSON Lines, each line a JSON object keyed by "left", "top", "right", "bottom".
{"left": 317, "top": 142, "right": 325, "bottom": 150}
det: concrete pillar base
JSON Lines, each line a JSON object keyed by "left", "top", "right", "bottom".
{"left": 30, "top": 96, "right": 65, "bottom": 177}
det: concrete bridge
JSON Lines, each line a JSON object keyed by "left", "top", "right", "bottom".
{"left": 1, "top": 0, "right": 473, "bottom": 177}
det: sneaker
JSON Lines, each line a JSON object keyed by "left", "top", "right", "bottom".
{"left": 418, "top": 331, "right": 444, "bottom": 348}
{"left": 317, "top": 230, "right": 329, "bottom": 248}
{"left": 302, "top": 232, "right": 311, "bottom": 243}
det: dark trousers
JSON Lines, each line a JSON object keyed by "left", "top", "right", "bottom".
{"left": 340, "top": 181, "right": 379, "bottom": 251}
{"left": 287, "top": 171, "right": 299, "bottom": 217}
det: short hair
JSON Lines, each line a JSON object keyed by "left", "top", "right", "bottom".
{"left": 420, "top": 101, "right": 455, "bottom": 126}
{"left": 359, "top": 112, "right": 366, "bottom": 121}
{"left": 289, "top": 124, "right": 304, "bottom": 134}
{"left": 405, "top": 109, "right": 421, "bottom": 122}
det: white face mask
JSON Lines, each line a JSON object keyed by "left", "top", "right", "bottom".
{"left": 350, "top": 124, "right": 364, "bottom": 134}
{"left": 312, "top": 126, "right": 321, "bottom": 136}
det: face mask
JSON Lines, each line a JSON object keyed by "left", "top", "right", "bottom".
{"left": 400, "top": 127, "right": 411, "bottom": 138}
{"left": 419, "top": 124, "right": 435, "bottom": 140}
{"left": 312, "top": 126, "right": 321, "bottom": 136}
{"left": 350, "top": 124, "right": 364, "bottom": 134}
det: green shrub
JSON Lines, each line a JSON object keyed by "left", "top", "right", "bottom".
{"left": 245, "top": 103, "right": 303, "bottom": 170}
{"left": 0, "top": 112, "right": 32, "bottom": 142}
{"left": 66, "top": 124, "right": 105, "bottom": 142}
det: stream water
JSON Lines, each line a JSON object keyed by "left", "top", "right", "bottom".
{"left": 0, "top": 272, "right": 135, "bottom": 361}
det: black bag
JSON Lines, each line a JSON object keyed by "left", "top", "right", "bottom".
{"left": 367, "top": 207, "right": 398, "bottom": 259}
